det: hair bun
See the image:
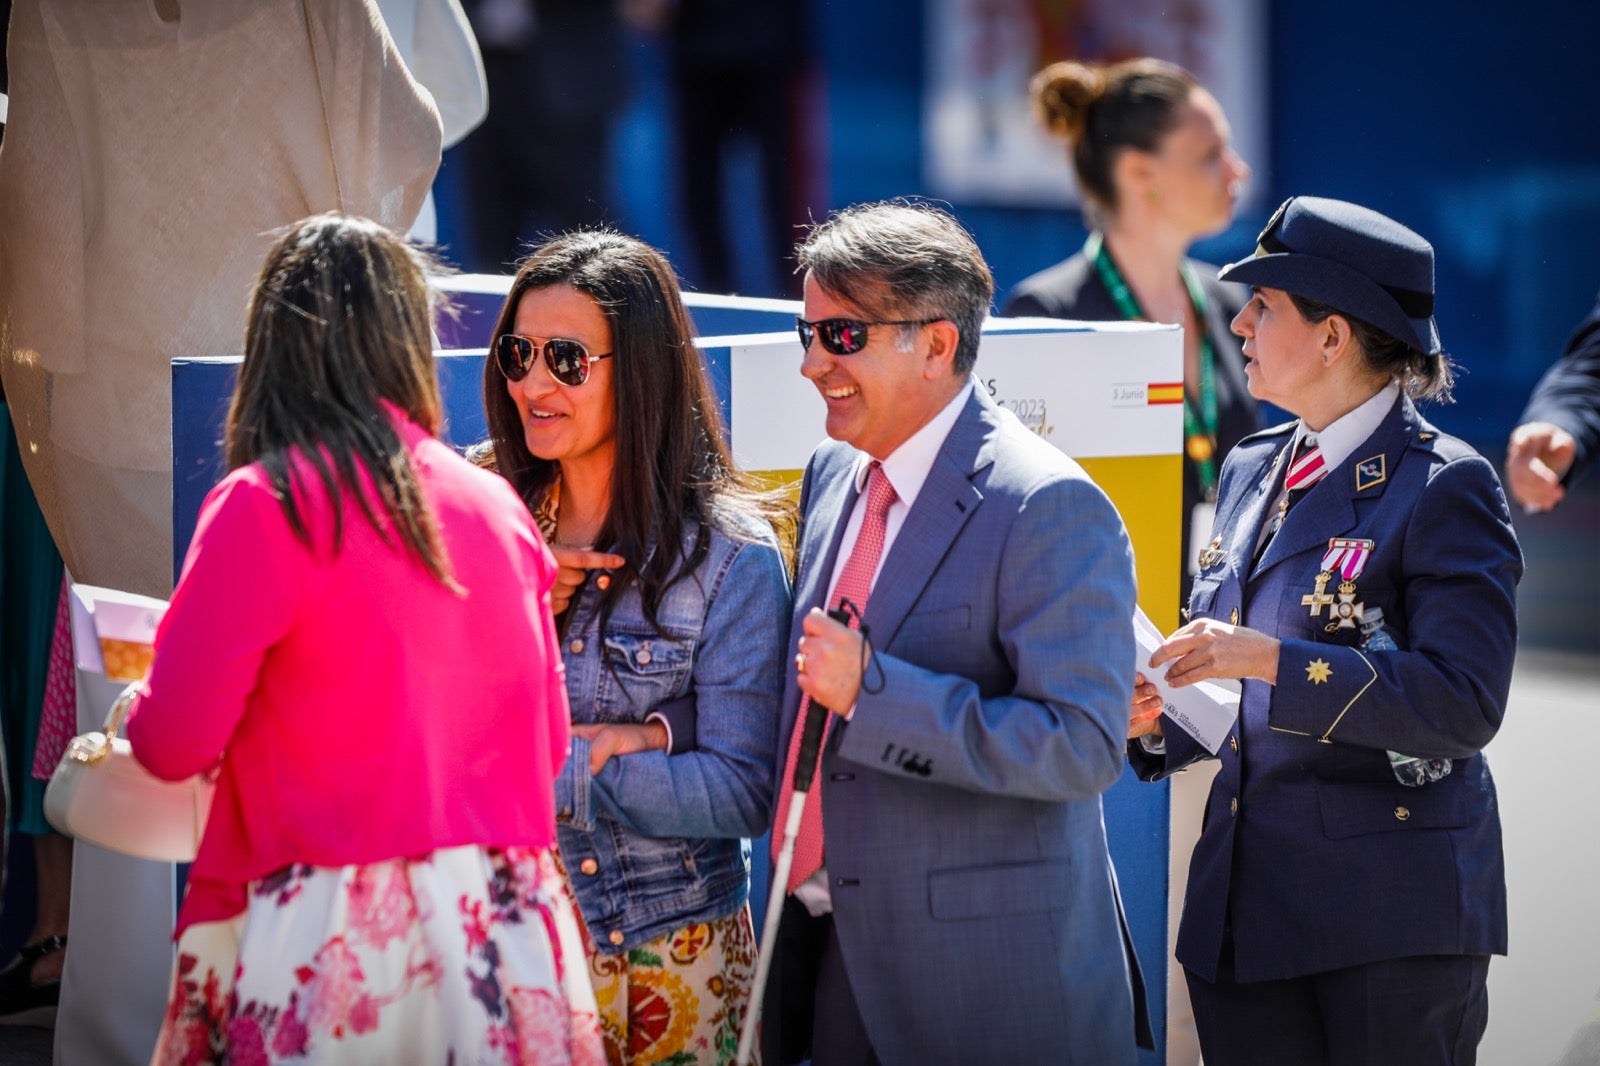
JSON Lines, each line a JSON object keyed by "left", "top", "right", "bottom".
{"left": 1031, "top": 61, "right": 1105, "bottom": 143}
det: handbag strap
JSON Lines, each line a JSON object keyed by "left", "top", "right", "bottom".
{"left": 103, "top": 682, "right": 142, "bottom": 740}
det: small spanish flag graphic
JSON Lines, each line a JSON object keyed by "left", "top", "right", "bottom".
{"left": 1147, "top": 382, "right": 1184, "bottom": 405}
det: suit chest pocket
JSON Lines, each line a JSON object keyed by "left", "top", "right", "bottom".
{"left": 598, "top": 630, "right": 695, "bottom": 720}
{"left": 1277, "top": 582, "right": 1399, "bottom": 647}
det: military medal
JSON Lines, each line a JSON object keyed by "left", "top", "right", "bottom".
{"left": 1319, "top": 538, "right": 1375, "bottom": 631}
{"left": 1328, "top": 582, "right": 1365, "bottom": 630}
{"left": 1301, "top": 571, "right": 1335, "bottom": 617}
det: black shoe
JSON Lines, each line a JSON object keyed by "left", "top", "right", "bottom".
{"left": 0, "top": 935, "right": 66, "bottom": 1028}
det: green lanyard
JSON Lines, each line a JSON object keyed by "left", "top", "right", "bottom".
{"left": 1086, "top": 231, "right": 1219, "bottom": 498}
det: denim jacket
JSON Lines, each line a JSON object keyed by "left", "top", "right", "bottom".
{"left": 553, "top": 505, "right": 791, "bottom": 952}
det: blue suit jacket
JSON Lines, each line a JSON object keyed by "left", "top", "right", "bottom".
{"left": 1132, "top": 393, "right": 1522, "bottom": 984}
{"left": 775, "top": 384, "right": 1143, "bottom": 1065}
{"left": 1520, "top": 292, "right": 1600, "bottom": 487}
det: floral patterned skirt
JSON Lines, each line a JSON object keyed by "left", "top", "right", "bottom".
{"left": 152, "top": 845, "right": 605, "bottom": 1065}
{"left": 561, "top": 879, "right": 759, "bottom": 1066}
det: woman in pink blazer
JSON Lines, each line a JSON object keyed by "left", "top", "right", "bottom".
{"left": 126, "top": 214, "right": 603, "bottom": 1064}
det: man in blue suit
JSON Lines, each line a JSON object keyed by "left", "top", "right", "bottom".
{"left": 761, "top": 200, "right": 1147, "bottom": 1065}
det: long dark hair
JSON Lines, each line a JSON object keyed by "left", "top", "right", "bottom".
{"left": 227, "top": 213, "right": 456, "bottom": 587}
{"left": 482, "top": 229, "right": 783, "bottom": 630}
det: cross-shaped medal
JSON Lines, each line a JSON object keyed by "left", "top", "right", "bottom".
{"left": 1302, "top": 571, "right": 1335, "bottom": 617}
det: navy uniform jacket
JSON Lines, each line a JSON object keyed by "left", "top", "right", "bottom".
{"left": 1131, "top": 392, "right": 1523, "bottom": 984}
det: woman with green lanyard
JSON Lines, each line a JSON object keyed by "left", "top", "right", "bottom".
{"left": 1002, "top": 57, "right": 1257, "bottom": 1066}
{"left": 1003, "top": 57, "right": 1257, "bottom": 606}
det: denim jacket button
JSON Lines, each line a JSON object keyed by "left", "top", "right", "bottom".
{"left": 596, "top": 574, "right": 612, "bottom": 591}
{"left": 569, "top": 638, "right": 585, "bottom": 654}
{"left": 608, "top": 929, "right": 625, "bottom": 946}
{"left": 636, "top": 645, "right": 653, "bottom": 665}
{"left": 579, "top": 858, "right": 599, "bottom": 875}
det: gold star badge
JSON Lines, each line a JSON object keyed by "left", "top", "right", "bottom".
{"left": 1306, "top": 658, "right": 1332, "bottom": 684}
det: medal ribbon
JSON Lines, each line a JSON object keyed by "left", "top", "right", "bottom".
{"left": 1320, "top": 538, "right": 1374, "bottom": 581}
{"left": 1087, "top": 232, "right": 1219, "bottom": 499}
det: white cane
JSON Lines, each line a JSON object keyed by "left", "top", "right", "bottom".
{"left": 736, "top": 606, "right": 849, "bottom": 1065}
{"left": 735, "top": 789, "right": 809, "bottom": 1064}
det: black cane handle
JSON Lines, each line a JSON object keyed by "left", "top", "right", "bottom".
{"left": 789, "top": 605, "right": 852, "bottom": 793}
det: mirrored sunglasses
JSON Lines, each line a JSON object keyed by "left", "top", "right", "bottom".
{"left": 795, "top": 316, "right": 939, "bottom": 355}
{"left": 494, "top": 333, "right": 613, "bottom": 387}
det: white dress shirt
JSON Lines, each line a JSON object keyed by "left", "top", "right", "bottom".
{"left": 796, "top": 381, "right": 973, "bottom": 915}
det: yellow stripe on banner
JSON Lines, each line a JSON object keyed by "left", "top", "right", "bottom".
{"left": 1078, "top": 454, "right": 1184, "bottom": 635}
{"left": 1147, "top": 383, "right": 1185, "bottom": 405}
{"left": 755, "top": 459, "right": 1182, "bottom": 633}
{"left": 749, "top": 469, "right": 804, "bottom": 497}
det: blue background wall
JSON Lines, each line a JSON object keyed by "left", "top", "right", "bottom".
{"left": 814, "top": 1, "right": 1600, "bottom": 458}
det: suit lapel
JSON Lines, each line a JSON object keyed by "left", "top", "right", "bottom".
{"left": 796, "top": 455, "right": 861, "bottom": 617}
{"left": 1255, "top": 394, "right": 1409, "bottom": 575}
{"left": 861, "top": 389, "right": 990, "bottom": 648}
{"left": 1223, "top": 438, "right": 1288, "bottom": 585}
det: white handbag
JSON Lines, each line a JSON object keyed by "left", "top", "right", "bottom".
{"left": 44, "top": 684, "right": 215, "bottom": 864}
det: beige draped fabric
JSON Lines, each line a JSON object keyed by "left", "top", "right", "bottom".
{"left": 0, "top": 0, "right": 442, "bottom": 597}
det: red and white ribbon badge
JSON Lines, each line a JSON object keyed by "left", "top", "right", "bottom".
{"left": 1320, "top": 538, "right": 1375, "bottom": 581}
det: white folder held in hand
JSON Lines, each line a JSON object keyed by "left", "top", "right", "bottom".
{"left": 1134, "top": 607, "right": 1240, "bottom": 755}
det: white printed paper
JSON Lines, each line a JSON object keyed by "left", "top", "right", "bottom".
{"left": 68, "top": 583, "right": 169, "bottom": 680}
{"left": 1133, "top": 607, "right": 1241, "bottom": 755}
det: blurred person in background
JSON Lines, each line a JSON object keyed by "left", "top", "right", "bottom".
{"left": 462, "top": 0, "right": 628, "bottom": 271}
{"left": 480, "top": 230, "right": 791, "bottom": 1064}
{"left": 1504, "top": 291, "right": 1600, "bottom": 513}
{"left": 1003, "top": 57, "right": 1257, "bottom": 607}
{"left": 128, "top": 214, "right": 601, "bottom": 1063}
{"left": 1001, "top": 58, "right": 1256, "bottom": 1064}
{"left": 1130, "top": 197, "right": 1521, "bottom": 1066}
{"left": 375, "top": 0, "right": 489, "bottom": 244}
{"left": 0, "top": 0, "right": 438, "bottom": 1032}
{"left": 664, "top": 0, "right": 808, "bottom": 297}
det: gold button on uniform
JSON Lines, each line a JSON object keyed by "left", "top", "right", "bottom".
{"left": 1230, "top": 608, "right": 1240, "bottom": 625}
{"left": 1229, "top": 736, "right": 1239, "bottom": 754}
{"left": 608, "top": 930, "right": 625, "bottom": 946}
{"left": 1230, "top": 797, "right": 1239, "bottom": 816}
{"left": 1394, "top": 806, "right": 1410, "bottom": 821}
{"left": 569, "top": 638, "right": 585, "bottom": 654}
{"left": 579, "top": 858, "right": 599, "bottom": 875}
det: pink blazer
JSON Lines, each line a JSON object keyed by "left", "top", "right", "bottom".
{"left": 128, "top": 413, "right": 568, "bottom": 935}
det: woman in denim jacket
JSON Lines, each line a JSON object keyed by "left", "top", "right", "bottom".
{"left": 480, "top": 230, "right": 792, "bottom": 1064}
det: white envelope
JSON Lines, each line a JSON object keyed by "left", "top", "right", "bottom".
{"left": 1133, "top": 606, "right": 1241, "bottom": 755}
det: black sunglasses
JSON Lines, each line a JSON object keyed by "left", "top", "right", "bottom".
{"left": 795, "top": 316, "right": 940, "bottom": 356}
{"left": 494, "top": 333, "right": 613, "bottom": 387}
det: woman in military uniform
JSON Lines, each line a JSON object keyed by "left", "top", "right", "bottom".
{"left": 1129, "top": 196, "right": 1522, "bottom": 1066}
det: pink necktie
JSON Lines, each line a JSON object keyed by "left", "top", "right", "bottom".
{"left": 773, "top": 462, "right": 898, "bottom": 894}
